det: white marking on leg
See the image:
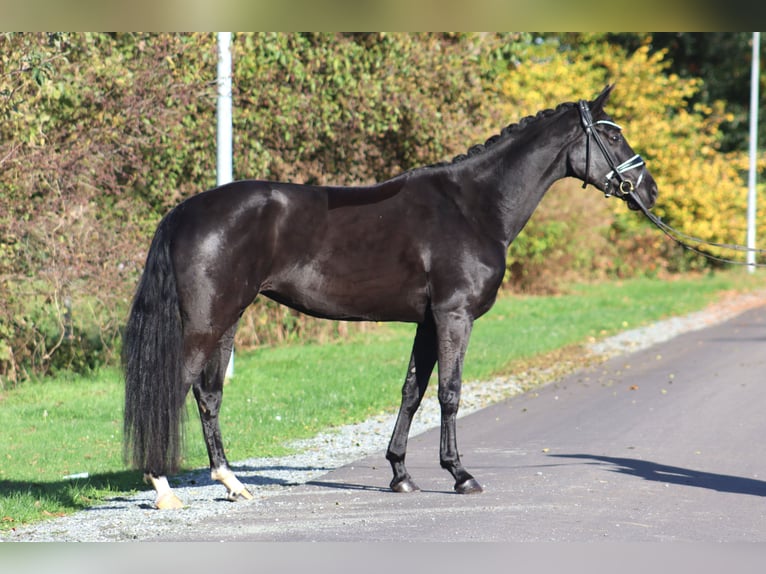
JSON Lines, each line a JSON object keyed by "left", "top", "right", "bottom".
{"left": 211, "top": 466, "right": 253, "bottom": 501}
{"left": 146, "top": 474, "right": 185, "bottom": 510}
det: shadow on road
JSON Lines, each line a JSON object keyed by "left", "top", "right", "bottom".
{"left": 306, "top": 479, "right": 454, "bottom": 495}
{"left": 305, "top": 480, "right": 390, "bottom": 493}
{"left": 551, "top": 454, "right": 766, "bottom": 497}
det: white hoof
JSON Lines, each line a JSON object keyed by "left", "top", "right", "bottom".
{"left": 146, "top": 474, "right": 185, "bottom": 510}
{"left": 155, "top": 491, "right": 185, "bottom": 510}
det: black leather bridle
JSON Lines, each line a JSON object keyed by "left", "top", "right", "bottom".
{"left": 578, "top": 99, "right": 645, "bottom": 199}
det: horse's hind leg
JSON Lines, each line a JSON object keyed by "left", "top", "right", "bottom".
{"left": 146, "top": 350, "right": 209, "bottom": 510}
{"left": 193, "top": 323, "right": 253, "bottom": 502}
{"left": 146, "top": 473, "right": 185, "bottom": 510}
{"left": 386, "top": 316, "right": 438, "bottom": 492}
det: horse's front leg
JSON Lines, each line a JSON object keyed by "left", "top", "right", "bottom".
{"left": 386, "top": 316, "right": 438, "bottom": 492}
{"left": 435, "top": 311, "right": 483, "bottom": 494}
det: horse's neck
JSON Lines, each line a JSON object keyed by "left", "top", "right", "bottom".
{"left": 459, "top": 118, "right": 577, "bottom": 247}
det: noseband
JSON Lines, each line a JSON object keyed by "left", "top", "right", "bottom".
{"left": 578, "top": 100, "right": 645, "bottom": 198}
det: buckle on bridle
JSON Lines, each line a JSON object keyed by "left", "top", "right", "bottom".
{"left": 579, "top": 100, "right": 644, "bottom": 200}
{"left": 619, "top": 180, "right": 634, "bottom": 195}
{"left": 605, "top": 178, "right": 634, "bottom": 199}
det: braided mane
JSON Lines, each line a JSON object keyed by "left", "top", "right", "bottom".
{"left": 429, "top": 101, "right": 577, "bottom": 168}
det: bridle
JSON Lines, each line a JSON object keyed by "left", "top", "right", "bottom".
{"left": 578, "top": 99, "right": 645, "bottom": 199}
{"left": 577, "top": 99, "right": 766, "bottom": 267}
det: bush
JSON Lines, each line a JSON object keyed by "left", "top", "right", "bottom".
{"left": 0, "top": 33, "right": 512, "bottom": 384}
{"left": 2, "top": 33, "right": 761, "bottom": 384}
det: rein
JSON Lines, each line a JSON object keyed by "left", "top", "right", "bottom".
{"left": 627, "top": 189, "right": 766, "bottom": 267}
{"left": 578, "top": 99, "right": 766, "bottom": 268}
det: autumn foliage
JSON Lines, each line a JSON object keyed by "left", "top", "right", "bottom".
{"left": 498, "top": 36, "right": 766, "bottom": 289}
{"left": 1, "top": 33, "right": 762, "bottom": 384}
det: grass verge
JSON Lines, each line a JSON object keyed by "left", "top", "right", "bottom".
{"left": 1, "top": 270, "right": 763, "bottom": 530}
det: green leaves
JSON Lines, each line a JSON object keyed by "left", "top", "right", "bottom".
{"left": 1, "top": 32, "right": 755, "bottom": 385}
{"left": 231, "top": 33, "right": 507, "bottom": 185}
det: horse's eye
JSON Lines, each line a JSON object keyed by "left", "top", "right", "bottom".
{"left": 610, "top": 133, "right": 621, "bottom": 143}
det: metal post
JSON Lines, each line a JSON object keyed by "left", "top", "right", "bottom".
{"left": 217, "top": 32, "right": 235, "bottom": 377}
{"left": 747, "top": 32, "right": 760, "bottom": 273}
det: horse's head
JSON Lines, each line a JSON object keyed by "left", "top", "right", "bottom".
{"left": 568, "top": 85, "right": 658, "bottom": 211}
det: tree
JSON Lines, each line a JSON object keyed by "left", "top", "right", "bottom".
{"left": 2, "top": 32, "right": 759, "bottom": 384}
{"left": 603, "top": 33, "right": 766, "bottom": 153}
{"left": 0, "top": 32, "right": 515, "bottom": 383}
{"left": 496, "top": 34, "right": 764, "bottom": 289}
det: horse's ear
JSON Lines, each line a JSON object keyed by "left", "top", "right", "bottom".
{"left": 591, "top": 84, "right": 615, "bottom": 111}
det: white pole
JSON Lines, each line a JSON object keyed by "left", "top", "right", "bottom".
{"left": 217, "top": 32, "right": 233, "bottom": 187}
{"left": 747, "top": 32, "right": 760, "bottom": 273}
{"left": 217, "top": 32, "right": 235, "bottom": 377}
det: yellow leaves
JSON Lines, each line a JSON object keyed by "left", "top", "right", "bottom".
{"left": 496, "top": 35, "right": 764, "bottom": 264}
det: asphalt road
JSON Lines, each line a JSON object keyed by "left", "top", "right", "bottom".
{"left": 160, "top": 305, "right": 766, "bottom": 542}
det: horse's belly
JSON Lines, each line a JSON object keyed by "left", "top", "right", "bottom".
{"left": 263, "top": 267, "right": 428, "bottom": 323}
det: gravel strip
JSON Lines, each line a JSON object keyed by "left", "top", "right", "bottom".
{"left": 4, "top": 289, "right": 765, "bottom": 542}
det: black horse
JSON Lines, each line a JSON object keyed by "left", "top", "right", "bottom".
{"left": 123, "top": 85, "right": 657, "bottom": 508}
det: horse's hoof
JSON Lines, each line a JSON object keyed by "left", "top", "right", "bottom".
{"left": 391, "top": 477, "right": 421, "bottom": 493}
{"left": 226, "top": 487, "right": 254, "bottom": 502}
{"left": 455, "top": 478, "right": 483, "bottom": 494}
{"left": 155, "top": 492, "right": 185, "bottom": 510}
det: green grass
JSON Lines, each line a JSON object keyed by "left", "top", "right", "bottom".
{"left": 1, "top": 271, "right": 763, "bottom": 530}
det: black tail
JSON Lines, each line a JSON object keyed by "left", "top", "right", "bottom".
{"left": 123, "top": 211, "right": 186, "bottom": 476}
